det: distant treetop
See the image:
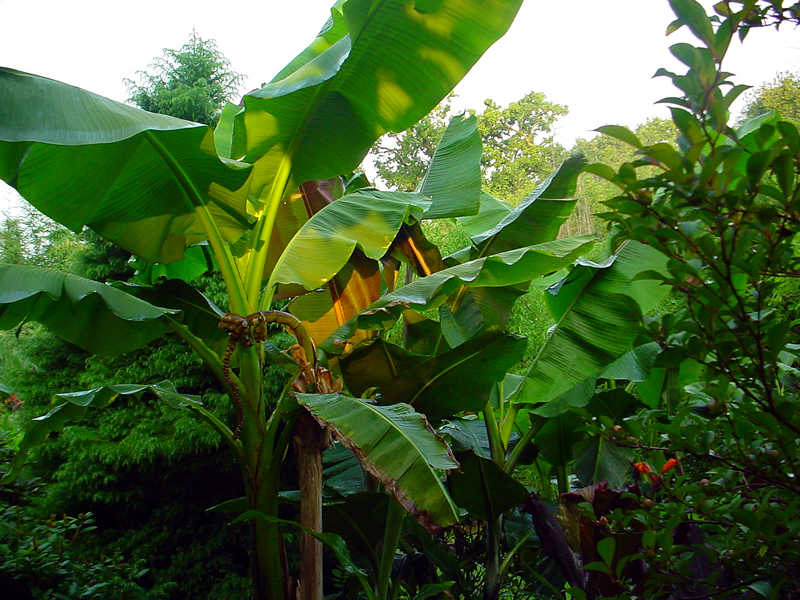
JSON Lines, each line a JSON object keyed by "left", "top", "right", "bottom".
{"left": 125, "top": 30, "right": 242, "bottom": 125}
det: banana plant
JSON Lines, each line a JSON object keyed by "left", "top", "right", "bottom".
{"left": 318, "top": 153, "right": 672, "bottom": 597}
{"left": 0, "top": 2, "right": 523, "bottom": 599}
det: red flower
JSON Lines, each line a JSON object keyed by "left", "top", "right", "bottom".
{"left": 633, "top": 462, "right": 653, "bottom": 474}
{"left": 661, "top": 458, "right": 678, "bottom": 473}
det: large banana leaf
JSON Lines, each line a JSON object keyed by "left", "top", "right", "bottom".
{"left": 270, "top": 190, "right": 431, "bottom": 290}
{"left": 449, "top": 451, "right": 529, "bottom": 521}
{"left": 2, "top": 381, "right": 206, "bottom": 483}
{"left": 233, "top": 0, "right": 522, "bottom": 187}
{"left": 341, "top": 332, "right": 526, "bottom": 421}
{"left": 279, "top": 112, "right": 477, "bottom": 344}
{"left": 296, "top": 393, "right": 460, "bottom": 531}
{"left": 115, "top": 279, "right": 226, "bottom": 345}
{"left": 454, "top": 154, "right": 586, "bottom": 259}
{"left": 419, "top": 114, "right": 482, "bottom": 219}
{"left": 321, "top": 235, "right": 598, "bottom": 353}
{"left": 0, "top": 68, "right": 252, "bottom": 263}
{"left": 516, "top": 242, "right": 670, "bottom": 406}
{"left": 0, "top": 264, "right": 176, "bottom": 355}
{"left": 288, "top": 251, "right": 384, "bottom": 347}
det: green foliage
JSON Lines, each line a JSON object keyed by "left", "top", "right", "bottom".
{"left": 581, "top": 0, "right": 800, "bottom": 595}
{"left": 0, "top": 507, "right": 161, "bottom": 599}
{"left": 125, "top": 31, "right": 242, "bottom": 125}
{"left": 743, "top": 70, "right": 800, "bottom": 124}
{"left": 566, "top": 118, "right": 677, "bottom": 236}
{"left": 478, "top": 92, "right": 568, "bottom": 203}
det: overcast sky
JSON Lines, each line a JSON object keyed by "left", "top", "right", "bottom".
{"left": 2, "top": 0, "right": 799, "bottom": 213}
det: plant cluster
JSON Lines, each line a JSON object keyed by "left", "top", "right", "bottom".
{"left": 1, "top": 1, "right": 799, "bottom": 599}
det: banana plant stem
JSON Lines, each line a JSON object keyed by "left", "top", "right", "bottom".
{"left": 248, "top": 155, "right": 293, "bottom": 311}
{"left": 483, "top": 404, "right": 505, "bottom": 466}
{"left": 143, "top": 131, "right": 248, "bottom": 314}
{"left": 376, "top": 497, "right": 406, "bottom": 600}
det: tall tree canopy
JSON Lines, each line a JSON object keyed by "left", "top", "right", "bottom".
{"left": 125, "top": 31, "right": 242, "bottom": 125}
{"left": 743, "top": 71, "right": 800, "bottom": 124}
{"left": 478, "top": 91, "right": 567, "bottom": 201}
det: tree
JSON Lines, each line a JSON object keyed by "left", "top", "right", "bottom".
{"left": 0, "top": 217, "right": 25, "bottom": 265}
{"left": 743, "top": 70, "right": 800, "bottom": 123}
{"left": 125, "top": 30, "right": 242, "bottom": 125}
{"left": 371, "top": 91, "right": 567, "bottom": 203}
{"left": 479, "top": 92, "right": 567, "bottom": 202}
{"left": 0, "top": 2, "right": 526, "bottom": 598}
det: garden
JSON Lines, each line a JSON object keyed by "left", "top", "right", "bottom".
{"left": 1, "top": 1, "right": 799, "bottom": 598}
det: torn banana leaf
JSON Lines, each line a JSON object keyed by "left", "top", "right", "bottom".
{"left": 296, "top": 392, "right": 460, "bottom": 531}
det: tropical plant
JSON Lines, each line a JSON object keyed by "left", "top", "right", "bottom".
{"left": 0, "top": 2, "right": 529, "bottom": 598}
{"left": 548, "top": 0, "right": 800, "bottom": 596}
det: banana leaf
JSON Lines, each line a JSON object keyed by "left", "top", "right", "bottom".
{"left": 449, "top": 451, "right": 529, "bottom": 521}
{"left": 419, "top": 114, "right": 482, "bottom": 219}
{"left": 281, "top": 111, "right": 478, "bottom": 344}
{"left": 0, "top": 264, "right": 176, "bottom": 355}
{"left": 233, "top": 0, "right": 522, "bottom": 187}
{"left": 270, "top": 190, "right": 431, "bottom": 291}
{"left": 114, "top": 279, "right": 226, "bottom": 345}
{"left": 455, "top": 154, "right": 586, "bottom": 260}
{"left": 574, "top": 436, "right": 633, "bottom": 489}
{"left": 515, "top": 242, "right": 669, "bottom": 406}
{"left": 0, "top": 68, "right": 252, "bottom": 263}
{"left": 296, "top": 392, "right": 460, "bottom": 531}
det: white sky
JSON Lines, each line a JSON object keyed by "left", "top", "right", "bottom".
{"left": 2, "top": 0, "right": 799, "bottom": 213}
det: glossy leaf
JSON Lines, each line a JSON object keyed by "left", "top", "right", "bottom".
{"left": 516, "top": 242, "right": 669, "bottom": 406}
{"left": 0, "top": 68, "right": 252, "bottom": 263}
{"left": 237, "top": 0, "right": 523, "bottom": 187}
{"left": 270, "top": 190, "right": 431, "bottom": 291}
{"left": 288, "top": 251, "right": 383, "bottom": 347}
{"left": 0, "top": 264, "right": 175, "bottom": 355}
{"left": 296, "top": 392, "right": 460, "bottom": 530}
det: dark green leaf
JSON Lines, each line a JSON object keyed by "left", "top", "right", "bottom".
{"left": 449, "top": 451, "right": 529, "bottom": 521}
{"left": 574, "top": 436, "right": 632, "bottom": 489}
{"left": 0, "top": 264, "right": 175, "bottom": 355}
{"left": 341, "top": 332, "right": 526, "bottom": 422}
